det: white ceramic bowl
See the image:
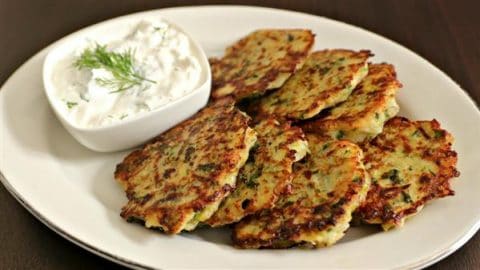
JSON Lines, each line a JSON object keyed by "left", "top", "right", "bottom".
{"left": 43, "top": 16, "right": 211, "bottom": 152}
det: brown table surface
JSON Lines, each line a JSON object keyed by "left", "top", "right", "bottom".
{"left": 1, "top": 0, "right": 479, "bottom": 269}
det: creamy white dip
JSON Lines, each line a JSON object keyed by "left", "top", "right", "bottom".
{"left": 51, "top": 20, "right": 203, "bottom": 128}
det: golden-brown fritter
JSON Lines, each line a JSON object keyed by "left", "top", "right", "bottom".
{"left": 210, "top": 29, "right": 314, "bottom": 101}
{"left": 302, "top": 63, "right": 401, "bottom": 142}
{"left": 233, "top": 134, "right": 370, "bottom": 248}
{"left": 207, "top": 118, "right": 308, "bottom": 227}
{"left": 355, "top": 117, "right": 460, "bottom": 230}
{"left": 258, "top": 49, "right": 372, "bottom": 120}
{"left": 114, "top": 98, "right": 257, "bottom": 234}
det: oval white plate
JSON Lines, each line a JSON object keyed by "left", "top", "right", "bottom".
{"left": 1, "top": 6, "right": 479, "bottom": 270}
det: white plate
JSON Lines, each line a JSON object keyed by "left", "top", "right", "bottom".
{"left": 1, "top": 6, "right": 480, "bottom": 270}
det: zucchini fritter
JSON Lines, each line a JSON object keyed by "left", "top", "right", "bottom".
{"left": 210, "top": 29, "right": 314, "bottom": 101}
{"left": 233, "top": 135, "right": 370, "bottom": 248}
{"left": 114, "top": 98, "right": 257, "bottom": 234}
{"left": 258, "top": 49, "right": 372, "bottom": 120}
{"left": 356, "top": 117, "right": 459, "bottom": 230}
{"left": 302, "top": 63, "right": 401, "bottom": 142}
{"left": 207, "top": 118, "right": 308, "bottom": 227}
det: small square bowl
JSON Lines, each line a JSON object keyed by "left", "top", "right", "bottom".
{"left": 42, "top": 15, "right": 211, "bottom": 152}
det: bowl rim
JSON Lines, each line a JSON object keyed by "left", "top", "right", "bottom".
{"left": 42, "top": 15, "right": 212, "bottom": 132}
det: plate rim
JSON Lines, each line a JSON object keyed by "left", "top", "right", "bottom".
{"left": 1, "top": 5, "right": 479, "bottom": 270}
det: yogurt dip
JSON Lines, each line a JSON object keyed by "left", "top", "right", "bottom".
{"left": 51, "top": 20, "right": 203, "bottom": 128}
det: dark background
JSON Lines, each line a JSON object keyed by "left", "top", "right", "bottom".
{"left": 1, "top": 1, "right": 479, "bottom": 269}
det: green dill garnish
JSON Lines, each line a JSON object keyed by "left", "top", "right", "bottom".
{"left": 66, "top": 101, "right": 78, "bottom": 109}
{"left": 74, "top": 44, "right": 156, "bottom": 93}
{"left": 412, "top": 130, "right": 420, "bottom": 137}
{"left": 336, "top": 130, "right": 345, "bottom": 139}
{"left": 383, "top": 204, "right": 393, "bottom": 213}
{"left": 245, "top": 178, "right": 258, "bottom": 188}
{"left": 375, "top": 112, "right": 380, "bottom": 119}
{"left": 198, "top": 163, "right": 217, "bottom": 172}
{"left": 119, "top": 114, "right": 128, "bottom": 120}
{"left": 352, "top": 176, "right": 362, "bottom": 183}
{"left": 283, "top": 200, "right": 294, "bottom": 207}
{"left": 317, "top": 66, "right": 331, "bottom": 75}
{"left": 153, "top": 26, "right": 167, "bottom": 40}
{"left": 322, "top": 143, "right": 330, "bottom": 151}
{"left": 402, "top": 191, "right": 413, "bottom": 203}
{"left": 245, "top": 168, "right": 262, "bottom": 188}
{"left": 235, "top": 60, "right": 250, "bottom": 77}
{"left": 381, "top": 168, "right": 402, "bottom": 184}
{"left": 434, "top": 130, "right": 443, "bottom": 139}
{"left": 287, "top": 34, "right": 294, "bottom": 42}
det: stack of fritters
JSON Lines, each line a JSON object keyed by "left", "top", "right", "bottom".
{"left": 114, "top": 29, "right": 459, "bottom": 248}
{"left": 207, "top": 118, "right": 308, "bottom": 227}
{"left": 233, "top": 135, "right": 370, "bottom": 248}
{"left": 302, "top": 63, "right": 401, "bottom": 142}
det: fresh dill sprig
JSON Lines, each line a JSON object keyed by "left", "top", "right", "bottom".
{"left": 74, "top": 44, "right": 156, "bottom": 93}
{"left": 66, "top": 101, "right": 78, "bottom": 109}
